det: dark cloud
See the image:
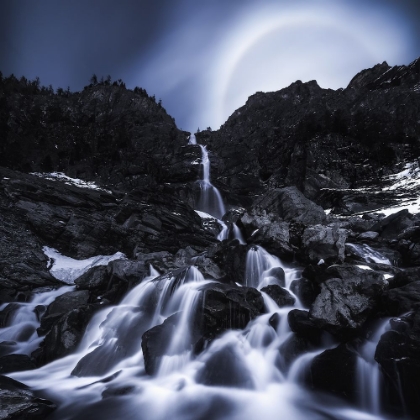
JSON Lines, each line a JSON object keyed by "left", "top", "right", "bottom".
{"left": 1, "top": 0, "right": 419, "bottom": 130}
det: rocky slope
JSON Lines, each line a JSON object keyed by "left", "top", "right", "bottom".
{"left": 0, "top": 59, "right": 420, "bottom": 419}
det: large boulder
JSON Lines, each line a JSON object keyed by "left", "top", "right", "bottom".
{"left": 34, "top": 305, "right": 94, "bottom": 366}
{"left": 309, "top": 266, "right": 388, "bottom": 337}
{"left": 252, "top": 187, "right": 326, "bottom": 226}
{"left": 381, "top": 281, "right": 420, "bottom": 316}
{"left": 0, "top": 354, "right": 36, "bottom": 374}
{"left": 260, "top": 285, "right": 295, "bottom": 307}
{"left": 0, "top": 375, "right": 56, "bottom": 419}
{"left": 38, "top": 290, "right": 90, "bottom": 335}
{"left": 196, "top": 344, "right": 254, "bottom": 389}
{"left": 198, "top": 283, "right": 264, "bottom": 341}
{"left": 301, "top": 224, "right": 347, "bottom": 264}
{"left": 308, "top": 343, "right": 359, "bottom": 403}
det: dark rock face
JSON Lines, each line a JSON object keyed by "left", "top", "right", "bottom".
{"left": 202, "top": 58, "right": 420, "bottom": 212}
{"left": 260, "top": 285, "right": 295, "bottom": 307}
{"left": 381, "top": 281, "right": 420, "bottom": 315}
{"left": 38, "top": 290, "right": 90, "bottom": 335}
{"left": 198, "top": 283, "right": 264, "bottom": 341}
{"left": 0, "top": 354, "right": 36, "bottom": 374}
{"left": 375, "top": 310, "right": 420, "bottom": 418}
{"left": 309, "top": 266, "right": 388, "bottom": 337}
{"left": 141, "top": 314, "right": 179, "bottom": 376}
{"left": 308, "top": 344, "right": 359, "bottom": 403}
{"left": 287, "top": 309, "right": 322, "bottom": 340}
{"left": 34, "top": 305, "right": 94, "bottom": 366}
{"left": 196, "top": 345, "right": 254, "bottom": 389}
{"left": 252, "top": 187, "right": 326, "bottom": 226}
{"left": 301, "top": 224, "right": 347, "bottom": 264}
{"left": 0, "top": 375, "right": 56, "bottom": 419}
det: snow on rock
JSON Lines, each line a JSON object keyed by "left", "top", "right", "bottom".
{"left": 43, "top": 246, "right": 126, "bottom": 283}
{"left": 30, "top": 172, "right": 111, "bottom": 193}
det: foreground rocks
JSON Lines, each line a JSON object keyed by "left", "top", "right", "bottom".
{"left": 0, "top": 375, "right": 56, "bottom": 419}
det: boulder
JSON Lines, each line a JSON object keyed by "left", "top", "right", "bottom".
{"left": 198, "top": 283, "right": 264, "bottom": 341}
{"left": 302, "top": 224, "right": 347, "bottom": 264}
{"left": 287, "top": 309, "right": 322, "bottom": 341}
{"left": 370, "top": 209, "right": 414, "bottom": 239}
{"left": 381, "top": 281, "right": 420, "bottom": 315}
{"left": 252, "top": 187, "right": 326, "bottom": 226}
{"left": 141, "top": 313, "right": 180, "bottom": 376}
{"left": 196, "top": 344, "right": 254, "bottom": 389}
{"left": 260, "top": 285, "right": 295, "bottom": 307}
{"left": 0, "top": 375, "right": 56, "bottom": 419}
{"left": 290, "top": 278, "right": 320, "bottom": 308}
{"left": 38, "top": 290, "right": 90, "bottom": 335}
{"left": 308, "top": 343, "right": 359, "bottom": 403}
{"left": 309, "top": 266, "right": 388, "bottom": 337}
{"left": 375, "top": 310, "right": 420, "bottom": 418}
{"left": 0, "top": 354, "right": 36, "bottom": 374}
{"left": 34, "top": 306, "right": 94, "bottom": 366}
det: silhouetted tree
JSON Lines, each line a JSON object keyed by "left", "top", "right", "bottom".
{"left": 90, "top": 74, "right": 98, "bottom": 85}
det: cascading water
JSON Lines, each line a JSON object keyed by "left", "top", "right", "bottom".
{"left": 2, "top": 245, "right": 389, "bottom": 420}
{"left": 347, "top": 243, "right": 392, "bottom": 265}
{"left": 189, "top": 133, "right": 244, "bottom": 242}
{"left": 196, "top": 144, "right": 226, "bottom": 220}
{"left": 0, "top": 286, "right": 74, "bottom": 356}
{"left": 356, "top": 318, "right": 390, "bottom": 415}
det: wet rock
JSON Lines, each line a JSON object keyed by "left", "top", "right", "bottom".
{"left": 196, "top": 344, "right": 254, "bottom": 389}
{"left": 301, "top": 224, "right": 347, "bottom": 264}
{"left": 38, "top": 290, "right": 90, "bottom": 335}
{"left": 240, "top": 213, "right": 294, "bottom": 260}
{"left": 260, "top": 285, "right": 295, "bottom": 307}
{"left": 308, "top": 343, "right": 359, "bottom": 403}
{"left": 0, "top": 375, "right": 56, "bottom": 419}
{"left": 381, "top": 281, "right": 420, "bottom": 315}
{"left": 212, "top": 242, "right": 248, "bottom": 285}
{"left": 75, "top": 259, "right": 149, "bottom": 303}
{"left": 0, "top": 354, "right": 36, "bottom": 374}
{"left": 290, "top": 278, "right": 320, "bottom": 308}
{"left": 141, "top": 313, "right": 180, "bottom": 376}
{"left": 309, "top": 266, "right": 388, "bottom": 337}
{"left": 34, "top": 305, "right": 94, "bottom": 366}
{"left": 199, "top": 283, "right": 264, "bottom": 340}
{"left": 252, "top": 187, "right": 326, "bottom": 226}
{"left": 370, "top": 209, "right": 414, "bottom": 239}
{"left": 280, "top": 335, "right": 314, "bottom": 367}
{"left": 262, "top": 267, "right": 286, "bottom": 288}
{"left": 375, "top": 310, "right": 420, "bottom": 418}
{"left": 73, "top": 307, "right": 154, "bottom": 377}
{"left": 287, "top": 309, "right": 322, "bottom": 341}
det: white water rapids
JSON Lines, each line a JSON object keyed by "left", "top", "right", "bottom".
{"left": 1, "top": 246, "right": 389, "bottom": 420}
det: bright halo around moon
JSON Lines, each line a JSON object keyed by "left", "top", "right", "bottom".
{"left": 209, "top": 3, "right": 412, "bottom": 128}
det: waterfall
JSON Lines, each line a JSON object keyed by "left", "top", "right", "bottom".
{"left": 190, "top": 133, "right": 245, "bottom": 242}
{"left": 356, "top": 318, "right": 390, "bottom": 415}
{"left": 196, "top": 144, "right": 226, "bottom": 220}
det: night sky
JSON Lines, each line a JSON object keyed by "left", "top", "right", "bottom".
{"left": 1, "top": 0, "right": 420, "bottom": 132}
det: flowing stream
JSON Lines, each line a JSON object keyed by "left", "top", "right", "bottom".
{"left": 0, "top": 135, "right": 396, "bottom": 419}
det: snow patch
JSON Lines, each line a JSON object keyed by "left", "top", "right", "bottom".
{"left": 194, "top": 210, "right": 215, "bottom": 220}
{"left": 30, "top": 172, "right": 111, "bottom": 193}
{"left": 43, "top": 246, "right": 126, "bottom": 284}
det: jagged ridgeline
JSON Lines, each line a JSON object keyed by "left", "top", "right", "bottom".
{"left": 0, "top": 59, "right": 420, "bottom": 420}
